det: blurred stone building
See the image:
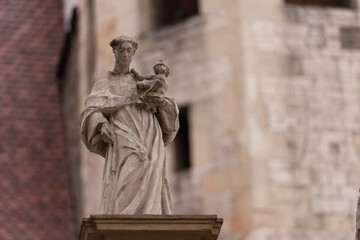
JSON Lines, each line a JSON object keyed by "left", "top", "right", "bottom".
{"left": 61, "top": 0, "right": 360, "bottom": 239}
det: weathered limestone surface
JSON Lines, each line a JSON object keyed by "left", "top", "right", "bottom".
{"left": 245, "top": 3, "right": 360, "bottom": 240}
{"left": 80, "top": 35, "right": 179, "bottom": 215}
{"left": 78, "top": 215, "right": 223, "bottom": 240}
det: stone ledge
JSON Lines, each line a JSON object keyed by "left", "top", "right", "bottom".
{"left": 78, "top": 215, "right": 223, "bottom": 240}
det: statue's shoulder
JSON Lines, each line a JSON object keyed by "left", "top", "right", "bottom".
{"left": 91, "top": 78, "right": 110, "bottom": 93}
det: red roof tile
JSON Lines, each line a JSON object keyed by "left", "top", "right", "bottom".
{"left": 0, "top": 0, "right": 76, "bottom": 239}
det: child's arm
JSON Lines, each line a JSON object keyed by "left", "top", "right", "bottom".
{"left": 131, "top": 68, "right": 153, "bottom": 81}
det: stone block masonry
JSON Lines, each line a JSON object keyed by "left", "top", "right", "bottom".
{"left": 250, "top": 5, "right": 360, "bottom": 240}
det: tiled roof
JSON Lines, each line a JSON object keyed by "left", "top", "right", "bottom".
{"left": 0, "top": 0, "right": 76, "bottom": 239}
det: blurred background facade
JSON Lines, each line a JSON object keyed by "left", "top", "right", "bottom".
{"left": 2, "top": 0, "right": 360, "bottom": 239}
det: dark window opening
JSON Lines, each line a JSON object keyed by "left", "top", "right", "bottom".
{"left": 158, "top": 0, "right": 199, "bottom": 27}
{"left": 341, "top": 27, "right": 360, "bottom": 49}
{"left": 284, "top": 0, "right": 355, "bottom": 8}
{"left": 173, "top": 107, "right": 191, "bottom": 170}
{"left": 87, "top": 0, "right": 96, "bottom": 92}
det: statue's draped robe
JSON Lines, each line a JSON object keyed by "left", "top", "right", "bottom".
{"left": 80, "top": 71, "right": 179, "bottom": 214}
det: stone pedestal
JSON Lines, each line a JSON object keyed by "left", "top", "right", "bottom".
{"left": 78, "top": 215, "right": 223, "bottom": 240}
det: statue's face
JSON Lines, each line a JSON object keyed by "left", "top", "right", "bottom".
{"left": 154, "top": 64, "right": 167, "bottom": 74}
{"left": 114, "top": 41, "right": 134, "bottom": 65}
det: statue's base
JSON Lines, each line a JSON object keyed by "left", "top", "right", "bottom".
{"left": 78, "top": 215, "right": 223, "bottom": 240}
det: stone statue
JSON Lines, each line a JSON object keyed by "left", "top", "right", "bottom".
{"left": 133, "top": 60, "right": 170, "bottom": 113}
{"left": 80, "top": 35, "right": 179, "bottom": 214}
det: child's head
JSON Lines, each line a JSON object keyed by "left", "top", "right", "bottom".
{"left": 153, "top": 60, "right": 170, "bottom": 77}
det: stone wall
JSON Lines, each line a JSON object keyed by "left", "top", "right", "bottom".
{"left": 243, "top": 3, "right": 360, "bottom": 240}
{"left": 60, "top": 9, "right": 83, "bottom": 224}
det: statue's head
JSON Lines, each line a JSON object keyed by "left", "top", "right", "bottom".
{"left": 110, "top": 35, "right": 138, "bottom": 65}
{"left": 153, "top": 60, "right": 170, "bottom": 77}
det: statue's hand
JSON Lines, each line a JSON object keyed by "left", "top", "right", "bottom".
{"left": 100, "top": 123, "right": 114, "bottom": 144}
{"left": 142, "top": 92, "right": 165, "bottom": 104}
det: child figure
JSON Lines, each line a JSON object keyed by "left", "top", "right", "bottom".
{"left": 132, "top": 60, "right": 170, "bottom": 113}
